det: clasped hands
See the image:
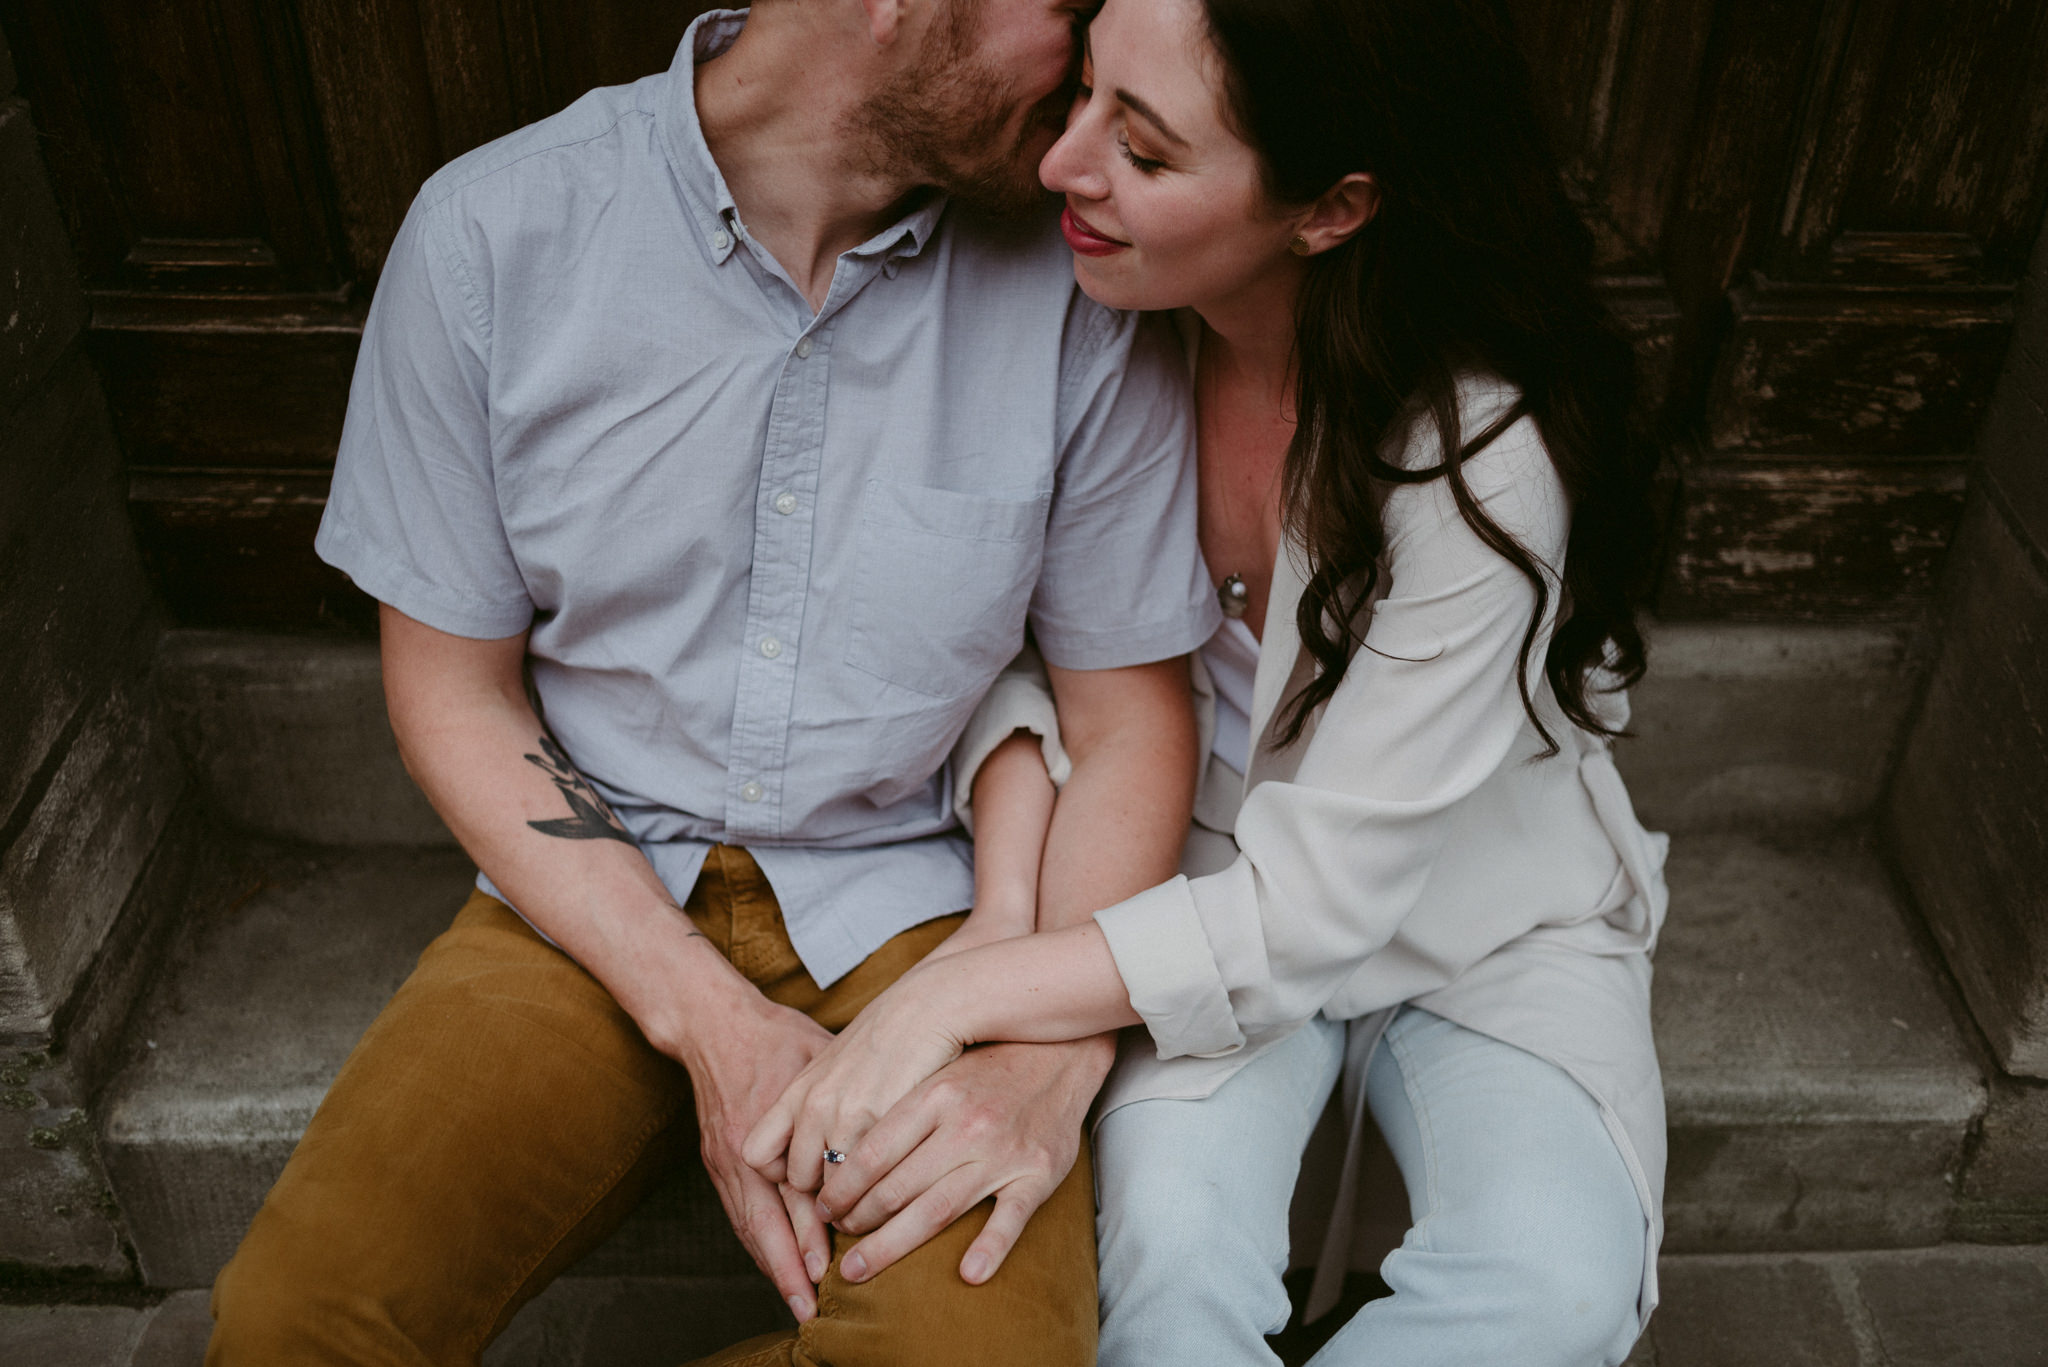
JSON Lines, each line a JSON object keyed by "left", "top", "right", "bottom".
{"left": 739, "top": 949, "right": 1098, "bottom": 1291}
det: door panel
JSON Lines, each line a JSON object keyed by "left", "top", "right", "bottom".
{"left": 3, "top": 0, "right": 2045, "bottom": 627}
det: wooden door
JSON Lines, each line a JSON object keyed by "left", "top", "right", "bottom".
{"left": 4, "top": 0, "right": 2046, "bottom": 628}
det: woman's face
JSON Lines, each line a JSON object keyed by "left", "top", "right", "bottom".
{"left": 1038, "top": 0, "right": 1297, "bottom": 313}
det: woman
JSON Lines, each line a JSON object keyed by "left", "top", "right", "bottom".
{"left": 747, "top": 0, "right": 1668, "bottom": 1361}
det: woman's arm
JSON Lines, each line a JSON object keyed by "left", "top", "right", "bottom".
{"left": 925, "top": 731, "right": 1056, "bottom": 961}
{"left": 740, "top": 920, "right": 1139, "bottom": 1200}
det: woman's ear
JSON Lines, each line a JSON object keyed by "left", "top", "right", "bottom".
{"left": 1294, "top": 174, "right": 1381, "bottom": 255}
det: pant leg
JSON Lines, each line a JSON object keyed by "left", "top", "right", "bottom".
{"left": 686, "top": 847, "right": 1101, "bottom": 1367}
{"left": 208, "top": 890, "right": 693, "bottom": 1367}
{"left": 1307, "top": 1007, "right": 1645, "bottom": 1367}
{"left": 1094, "top": 1016, "right": 1348, "bottom": 1367}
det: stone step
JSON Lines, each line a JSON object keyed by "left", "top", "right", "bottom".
{"left": 8, "top": 1245, "right": 2048, "bottom": 1367}
{"left": 93, "top": 826, "right": 2003, "bottom": 1290}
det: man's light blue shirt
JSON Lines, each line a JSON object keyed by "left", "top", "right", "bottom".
{"left": 316, "top": 10, "right": 1218, "bottom": 987}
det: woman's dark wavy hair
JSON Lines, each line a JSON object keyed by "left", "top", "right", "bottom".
{"left": 1203, "top": 0, "right": 1660, "bottom": 751}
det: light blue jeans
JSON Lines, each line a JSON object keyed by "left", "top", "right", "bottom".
{"left": 1095, "top": 1007, "right": 1645, "bottom": 1366}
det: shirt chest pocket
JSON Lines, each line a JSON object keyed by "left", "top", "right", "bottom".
{"left": 846, "top": 479, "right": 1051, "bottom": 699}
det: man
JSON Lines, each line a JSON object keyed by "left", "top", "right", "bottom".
{"left": 205, "top": 2, "right": 1215, "bottom": 1365}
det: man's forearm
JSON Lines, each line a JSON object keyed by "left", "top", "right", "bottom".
{"left": 379, "top": 607, "right": 758, "bottom": 1061}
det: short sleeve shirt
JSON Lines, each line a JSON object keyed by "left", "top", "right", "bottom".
{"left": 315, "top": 9, "right": 1218, "bottom": 986}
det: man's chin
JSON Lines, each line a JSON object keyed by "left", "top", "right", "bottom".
{"left": 943, "top": 164, "right": 1058, "bottom": 221}
{"left": 940, "top": 111, "right": 1068, "bottom": 219}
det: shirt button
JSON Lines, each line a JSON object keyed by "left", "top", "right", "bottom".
{"left": 759, "top": 636, "right": 783, "bottom": 659}
{"left": 712, "top": 229, "right": 732, "bottom": 251}
{"left": 773, "top": 491, "right": 798, "bottom": 515}
{"left": 740, "top": 780, "right": 765, "bottom": 803}
{"left": 794, "top": 336, "right": 815, "bottom": 360}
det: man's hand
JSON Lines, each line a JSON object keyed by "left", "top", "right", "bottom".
{"left": 809, "top": 1035, "right": 1114, "bottom": 1286}
{"left": 671, "top": 988, "right": 836, "bottom": 1321}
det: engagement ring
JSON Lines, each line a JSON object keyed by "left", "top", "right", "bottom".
{"left": 823, "top": 1148, "right": 848, "bottom": 1165}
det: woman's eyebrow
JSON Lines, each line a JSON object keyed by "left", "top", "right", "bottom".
{"left": 1116, "top": 88, "right": 1191, "bottom": 148}
{"left": 1079, "top": 30, "right": 1192, "bottom": 150}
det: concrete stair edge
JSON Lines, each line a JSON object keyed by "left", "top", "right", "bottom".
{"left": 87, "top": 822, "right": 2019, "bottom": 1289}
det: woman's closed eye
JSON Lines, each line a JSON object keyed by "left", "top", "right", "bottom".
{"left": 1118, "top": 133, "right": 1166, "bottom": 174}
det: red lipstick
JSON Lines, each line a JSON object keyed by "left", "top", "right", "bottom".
{"left": 1061, "top": 204, "right": 1130, "bottom": 256}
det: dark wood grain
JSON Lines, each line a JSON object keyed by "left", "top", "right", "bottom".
{"left": 87, "top": 293, "right": 362, "bottom": 470}
{"left": 127, "top": 471, "right": 373, "bottom": 630}
{"left": 1707, "top": 274, "right": 2015, "bottom": 457}
{"left": 293, "top": 0, "right": 440, "bottom": 284}
{"left": 3, "top": 0, "right": 2045, "bottom": 627}
{"left": 1775, "top": 0, "right": 2048, "bottom": 279}
{"left": 1661, "top": 452, "right": 1968, "bottom": 617}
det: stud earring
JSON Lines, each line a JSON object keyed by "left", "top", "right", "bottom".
{"left": 1289, "top": 234, "right": 1312, "bottom": 257}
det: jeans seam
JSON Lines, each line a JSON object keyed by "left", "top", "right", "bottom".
{"left": 1384, "top": 1020, "right": 1444, "bottom": 1256}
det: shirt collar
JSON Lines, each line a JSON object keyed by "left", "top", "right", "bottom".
{"left": 660, "top": 9, "right": 949, "bottom": 270}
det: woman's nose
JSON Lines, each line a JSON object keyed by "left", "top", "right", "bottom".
{"left": 1040, "top": 118, "right": 1109, "bottom": 200}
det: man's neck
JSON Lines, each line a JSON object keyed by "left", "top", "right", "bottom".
{"left": 695, "top": 8, "right": 929, "bottom": 311}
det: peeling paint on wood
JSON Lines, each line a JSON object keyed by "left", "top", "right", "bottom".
{"left": 1709, "top": 273, "right": 2014, "bottom": 456}
{"left": 1662, "top": 453, "right": 1968, "bottom": 618}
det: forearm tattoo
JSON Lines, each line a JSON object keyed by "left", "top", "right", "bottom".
{"left": 666, "top": 900, "right": 709, "bottom": 942}
{"left": 523, "top": 735, "right": 635, "bottom": 844}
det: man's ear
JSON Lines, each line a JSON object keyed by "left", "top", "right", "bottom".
{"left": 1294, "top": 174, "right": 1381, "bottom": 256}
{"left": 861, "top": 0, "right": 906, "bottom": 47}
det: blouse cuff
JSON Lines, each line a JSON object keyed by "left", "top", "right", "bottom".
{"left": 950, "top": 662, "right": 1073, "bottom": 834}
{"left": 1095, "top": 877, "right": 1246, "bottom": 1059}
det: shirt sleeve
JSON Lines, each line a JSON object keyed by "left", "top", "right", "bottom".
{"left": 1031, "top": 300, "right": 1220, "bottom": 670}
{"left": 1094, "top": 397, "right": 1572, "bottom": 1058}
{"left": 313, "top": 190, "right": 534, "bottom": 639}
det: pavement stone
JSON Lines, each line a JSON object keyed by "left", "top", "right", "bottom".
{"left": 1852, "top": 1249, "right": 2048, "bottom": 1367}
{"left": 7, "top": 1248, "right": 2048, "bottom": 1366}
{"left": 126, "top": 1292, "right": 211, "bottom": 1367}
{"left": 1643, "top": 1257, "right": 1866, "bottom": 1366}
{"left": 0, "top": 1304, "right": 146, "bottom": 1367}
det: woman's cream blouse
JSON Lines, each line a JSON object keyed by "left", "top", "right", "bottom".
{"left": 952, "top": 375, "right": 1671, "bottom": 1329}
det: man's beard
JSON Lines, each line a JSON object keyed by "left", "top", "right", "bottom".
{"left": 846, "top": 8, "right": 1071, "bottom": 218}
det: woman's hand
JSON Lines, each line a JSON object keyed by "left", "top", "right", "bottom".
{"left": 743, "top": 964, "right": 972, "bottom": 1195}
